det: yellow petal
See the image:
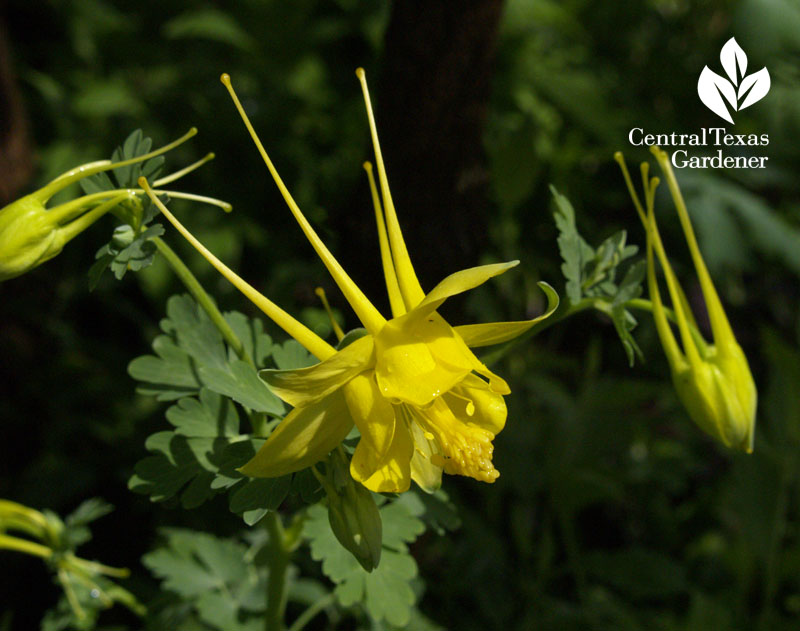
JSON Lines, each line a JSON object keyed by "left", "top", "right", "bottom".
{"left": 221, "top": 74, "right": 386, "bottom": 334}
{"left": 238, "top": 391, "right": 352, "bottom": 477}
{"left": 140, "top": 179, "right": 335, "bottom": 361}
{"left": 409, "top": 261, "right": 520, "bottom": 321}
{"left": 351, "top": 416, "right": 413, "bottom": 493}
{"left": 408, "top": 420, "right": 444, "bottom": 493}
{"left": 356, "top": 68, "right": 425, "bottom": 310}
{"left": 455, "top": 281, "right": 559, "bottom": 347}
{"left": 342, "top": 372, "right": 396, "bottom": 456}
{"left": 364, "top": 161, "right": 405, "bottom": 318}
{"left": 445, "top": 374, "right": 507, "bottom": 434}
{"left": 259, "top": 335, "right": 374, "bottom": 408}
{"left": 651, "top": 147, "right": 738, "bottom": 352}
{"left": 374, "top": 314, "right": 474, "bottom": 407}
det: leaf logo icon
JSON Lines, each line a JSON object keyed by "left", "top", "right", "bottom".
{"left": 697, "top": 37, "right": 770, "bottom": 124}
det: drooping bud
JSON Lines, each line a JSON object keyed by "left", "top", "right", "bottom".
{"left": 0, "top": 127, "right": 229, "bottom": 282}
{"left": 0, "top": 190, "right": 131, "bottom": 281}
{"left": 318, "top": 448, "right": 383, "bottom": 571}
{"left": 615, "top": 148, "right": 757, "bottom": 451}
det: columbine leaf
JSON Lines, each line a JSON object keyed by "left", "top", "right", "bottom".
{"left": 273, "top": 339, "right": 317, "bottom": 369}
{"left": 128, "top": 332, "right": 202, "bottom": 401}
{"left": 166, "top": 389, "right": 240, "bottom": 437}
{"left": 412, "top": 489, "right": 461, "bottom": 535}
{"left": 128, "top": 430, "right": 231, "bottom": 508}
{"left": 305, "top": 496, "right": 424, "bottom": 626}
{"left": 89, "top": 222, "right": 165, "bottom": 288}
{"left": 111, "top": 129, "right": 166, "bottom": 188}
{"left": 551, "top": 187, "right": 646, "bottom": 364}
{"left": 224, "top": 311, "right": 274, "bottom": 366}
{"left": 228, "top": 477, "right": 292, "bottom": 525}
{"left": 129, "top": 294, "right": 283, "bottom": 412}
{"left": 143, "top": 529, "right": 270, "bottom": 631}
{"left": 551, "top": 185, "right": 594, "bottom": 305}
{"left": 165, "top": 293, "right": 228, "bottom": 370}
{"left": 199, "top": 359, "right": 284, "bottom": 415}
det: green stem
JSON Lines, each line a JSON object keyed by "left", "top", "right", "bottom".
{"left": 153, "top": 237, "right": 269, "bottom": 437}
{"left": 287, "top": 593, "right": 336, "bottom": 631}
{"left": 483, "top": 294, "right": 708, "bottom": 367}
{"left": 154, "top": 237, "right": 250, "bottom": 364}
{"left": 265, "top": 512, "right": 291, "bottom": 631}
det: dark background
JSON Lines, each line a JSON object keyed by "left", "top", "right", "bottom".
{"left": 2, "top": 1, "right": 800, "bottom": 629}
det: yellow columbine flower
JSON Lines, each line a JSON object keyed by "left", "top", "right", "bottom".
{"left": 141, "top": 69, "right": 558, "bottom": 493}
{"left": 616, "top": 147, "right": 757, "bottom": 452}
{"left": 0, "top": 128, "right": 228, "bottom": 282}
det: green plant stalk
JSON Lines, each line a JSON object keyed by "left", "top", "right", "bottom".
{"left": 265, "top": 512, "right": 291, "bottom": 631}
{"left": 287, "top": 593, "right": 336, "bottom": 631}
{"left": 153, "top": 237, "right": 251, "bottom": 363}
{"left": 483, "top": 296, "right": 701, "bottom": 366}
{"left": 155, "top": 235, "right": 292, "bottom": 628}
{"left": 153, "top": 236, "right": 269, "bottom": 437}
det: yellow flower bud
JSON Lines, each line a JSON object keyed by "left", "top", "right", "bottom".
{"left": 616, "top": 148, "right": 757, "bottom": 452}
{"left": 0, "top": 189, "right": 132, "bottom": 281}
{"left": 0, "top": 127, "right": 229, "bottom": 282}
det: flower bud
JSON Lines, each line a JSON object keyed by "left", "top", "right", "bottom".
{"left": 0, "top": 190, "right": 130, "bottom": 281}
{"left": 616, "top": 148, "right": 757, "bottom": 451}
{"left": 321, "top": 449, "right": 383, "bottom": 571}
{"left": 0, "top": 127, "right": 228, "bottom": 282}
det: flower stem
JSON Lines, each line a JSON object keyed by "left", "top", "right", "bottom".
{"left": 287, "top": 593, "right": 336, "bottom": 631}
{"left": 153, "top": 237, "right": 250, "bottom": 363}
{"left": 153, "top": 236, "right": 269, "bottom": 437}
{"left": 482, "top": 295, "right": 703, "bottom": 367}
{"left": 265, "top": 512, "right": 290, "bottom": 631}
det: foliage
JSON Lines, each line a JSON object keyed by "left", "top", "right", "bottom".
{"left": 3, "top": 1, "right": 800, "bottom": 631}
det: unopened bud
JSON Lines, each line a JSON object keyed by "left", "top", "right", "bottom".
{"left": 322, "top": 449, "right": 382, "bottom": 571}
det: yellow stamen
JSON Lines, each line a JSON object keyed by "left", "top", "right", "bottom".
{"left": 413, "top": 402, "right": 498, "bottom": 483}
{"left": 315, "top": 287, "right": 345, "bottom": 342}
{"left": 220, "top": 73, "right": 386, "bottom": 335}
{"left": 139, "top": 176, "right": 335, "bottom": 361}
{"left": 356, "top": 68, "right": 426, "bottom": 310}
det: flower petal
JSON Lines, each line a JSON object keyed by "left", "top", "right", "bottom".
{"left": 342, "top": 372, "right": 396, "bottom": 456}
{"left": 374, "top": 314, "right": 474, "bottom": 407}
{"left": 455, "top": 282, "right": 559, "bottom": 347}
{"left": 259, "top": 335, "right": 374, "bottom": 407}
{"left": 408, "top": 421, "right": 443, "bottom": 493}
{"left": 238, "top": 390, "right": 353, "bottom": 478}
{"left": 351, "top": 419, "right": 413, "bottom": 493}
{"left": 221, "top": 74, "right": 386, "bottom": 335}
{"left": 409, "top": 261, "right": 520, "bottom": 321}
{"left": 356, "top": 68, "right": 425, "bottom": 311}
{"left": 445, "top": 374, "right": 507, "bottom": 434}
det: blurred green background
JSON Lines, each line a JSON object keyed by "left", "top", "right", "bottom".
{"left": 2, "top": 0, "right": 800, "bottom": 629}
